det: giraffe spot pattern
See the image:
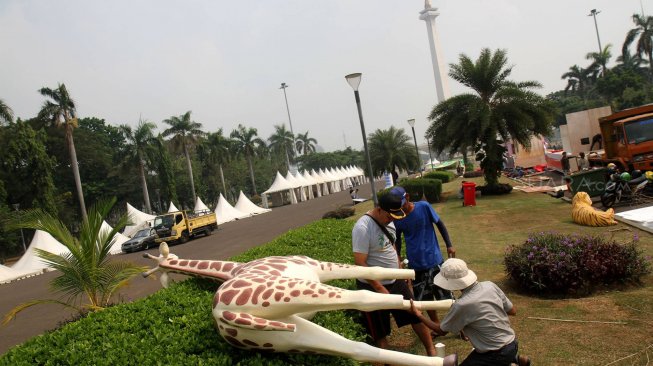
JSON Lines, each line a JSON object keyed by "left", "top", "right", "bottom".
{"left": 210, "top": 262, "right": 222, "bottom": 271}
{"left": 189, "top": 260, "right": 198, "bottom": 267}
{"left": 290, "top": 290, "right": 300, "bottom": 297}
{"left": 251, "top": 285, "right": 266, "bottom": 305}
{"left": 224, "top": 336, "right": 245, "bottom": 348}
{"left": 225, "top": 328, "right": 237, "bottom": 337}
{"left": 220, "top": 290, "right": 239, "bottom": 305}
{"left": 236, "top": 288, "right": 253, "bottom": 306}
{"left": 198, "top": 261, "right": 209, "bottom": 270}
{"left": 179, "top": 260, "right": 188, "bottom": 266}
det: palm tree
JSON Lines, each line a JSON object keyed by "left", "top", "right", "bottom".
{"left": 623, "top": 14, "right": 653, "bottom": 76}
{"left": 3, "top": 198, "right": 146, "bottom": 323}
{"left": 561, "top": 65, "right": 591, "bottom": 97}
{"left": 268, "top": 123, "right": 295, "bottom": 170}
{"left": 230, "top": 124, "right": 266, "bottom": 195}
{"left": 368, "top": 126, "right": 418, "bottom": 176}
{"left": 200, "top": 129, "right": 232, "bottom": 197}
{"left": 295, "top": 131, "right": 317, "bottom": 156}
{"left": 0, "top": 98, "right": 14, "bottom": 124}
{"left": 162, "top": 111, "right": 205, "bottom": 203}
{"left": 120, "top": 119, "right": 157, "bottom": 213}
{"left": 38, "top": 83, "right": 87, "bottom": 220}
{"left": 585, "top": 44, "right": 612, "bottom": 77}
{"left": 427, "top": 48, "right": 555, "bottom": 187}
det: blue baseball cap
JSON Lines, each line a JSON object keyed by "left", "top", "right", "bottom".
{"left": 379, "top": 186, "right": 407, "bottom": 219}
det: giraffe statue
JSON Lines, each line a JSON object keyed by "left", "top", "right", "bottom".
{"left": 144, "top": 243, "right": 457, "bottom": 366}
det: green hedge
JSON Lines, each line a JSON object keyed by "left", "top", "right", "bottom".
{"left": 0, "top": 219, "right": 364, "bottom": 366}
{"left": 388, "top": 178, "right": 442, "bottom": 203}
{"left": 423, "top": 170, "right": 455, "bottom": 183}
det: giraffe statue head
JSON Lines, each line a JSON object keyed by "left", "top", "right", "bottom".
{"left": 143, "top": 243, "right": 457, "bottom": 366}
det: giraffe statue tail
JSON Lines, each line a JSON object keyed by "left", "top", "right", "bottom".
{"left": 142, "top": 242, "right": 178, "bottom": 288}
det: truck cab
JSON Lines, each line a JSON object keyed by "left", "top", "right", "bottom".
{"left": 154, "top": 210, "right": 217, "bottom": 244}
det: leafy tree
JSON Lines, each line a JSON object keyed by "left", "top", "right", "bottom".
{"left": 561, "top": 65, "right": 593, "bottom": 98}
{"left": 197, "top": 129, "right": 232, "bottom": 199}
{"left": 297, "top": 148, "right": 363, "bottom": 172}
{"left": 152, "top": 135, "right": 178, "bottom": 210}
{"left": 120, "top": 120, "right": 156, "bottom": 213}
{"left": 0, "top": 180, "right": 21, "bottom": 261}
{"left": 367, "top": 126, "right": 418, "bottom": 175}
{"left": 585, "top": 44, "right": 612, "bottom": 78}
{"left": 3, "top": 198, "right": 146, "bottom": 322}
{"left": 38, "top": 83, "right": 87, "bottom": 220}
{"left": 162, "top": 111, "right": 204, "bottom": 204}
{"left": 268, "top": 123, "right": 295, "bottom": 170}
{"left": 0, "top": 98, "right": 13, "bottom": 124}
{"left": 427, "top": 48, "right": 555, "bottom": 187}
{"left": 623, "top": 14, "right": 653, "bottom": 76}
{"left": 296, "top": 131, "right": 317, "bottom": 156}
{"left": 230, "top": 124, "right": 266, "bottom": 195}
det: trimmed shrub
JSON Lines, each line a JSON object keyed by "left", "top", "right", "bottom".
{"left": 322, "top": 206, "right": 355, "bottom": 219}
{"left": 464, "top": 162, "right": 475, "bottom": 172}
{"left": 390, "top": 178, "right": 442, "bottom": 203}
{"left": 504, "top": 232, "right": 651, "bottom": 296}
{"left": 0, "top": 220, "right": 364, "bottom": 366}
{"left": 478, "top": 183, "right": 513, "bottom": 195}
{"left": 423, "top": 171, "right": 455, "bottom": 183}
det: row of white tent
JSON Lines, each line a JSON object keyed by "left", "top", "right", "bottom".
{"left": 261, "top": 166, "right": 366, "bottom": 207}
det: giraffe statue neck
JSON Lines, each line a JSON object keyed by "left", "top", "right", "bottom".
{"left": 160, "top": 258, "right": 241, "bottom": 282}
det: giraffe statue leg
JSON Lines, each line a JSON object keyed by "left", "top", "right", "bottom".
{"left": 218, "top": 315, "right": 457, "bottom": 366}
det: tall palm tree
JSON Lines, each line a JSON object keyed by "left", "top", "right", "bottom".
{"left": 268, "top": 123, "right": 295, "bottom": 170}
{"left": 623, "top": 13, "right": 653, "bottom": 76}
{"left": 0, "top": 98, "right": 14, "bottom": 124}
{"left": 561, "top": 65, "right": 591, "bottom": 97}
{"left": 368, "top": 126, "right": 418, "bottom": 176}
{"left": 120, "top": 119, "right": 157, "bottom": 213}
{"left": 295, "top": 131, "right": 317, "bottom": 156}
{"left": 3, "top": 198, "right": 146, "bottom": 323}
{"left": 200, "top": 129, "right": 232, "bottom": 197}
{"left": 427, "top": 48, "right": 555, "bottom": 187}
{"left": 38, "top": 83, "right": 87, "bottom": 220}
{"left": 162, "top": 111, "right": 204, "bottom": 203}
{"left": 585, "top": 44, "right": 612, "bottom": 77}
{"left": 230, "top": 124, "right": 266, "bottom": 195}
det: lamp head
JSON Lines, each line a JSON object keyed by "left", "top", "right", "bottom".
{"left": 407, "top": 119, "right": 416, "bottom": 128}
{"left": 345, "top": 73, "right": 362, "bottom": 91}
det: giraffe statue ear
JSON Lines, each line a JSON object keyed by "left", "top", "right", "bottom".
{"left": 160, "top": 242, "right": 170, "bottom": 258}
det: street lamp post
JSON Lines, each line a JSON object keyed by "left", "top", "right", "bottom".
{"left": 426, "top": 137, "right": 434, "bottom": 171}
{"left": 280, "top": 83, "right": 298, "bottom": 170}
{"left": 12, "top": 203, "right": 27, "bottom": 253}
{"left": 588, "top": 9, "right": 603, "bottom": 54}
{"left": 407, "top": 119, "right": 422, "bottom": 178}
{"left": 345, "top": 73, "right": 378, "bottom": 207}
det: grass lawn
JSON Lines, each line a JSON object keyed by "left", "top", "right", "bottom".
{"left": 352, "top": 175, "right": 653, "bottom": 365}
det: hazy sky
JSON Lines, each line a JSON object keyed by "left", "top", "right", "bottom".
{"left": 0, "top": 1, "right": 645, "bottom": 152}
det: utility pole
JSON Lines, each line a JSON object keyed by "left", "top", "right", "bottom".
{"left": 588, "top": 9, "right": 603, "bottom": 54}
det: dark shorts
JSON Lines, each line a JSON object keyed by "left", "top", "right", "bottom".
{"left": 461, "top": 339, "right": 519, "bottom": 366}
{"left": 413, "top": 266, "right": 454, "bottom": 301}
{"left": 356, "top": 280, "right": 420, "bottom": 341}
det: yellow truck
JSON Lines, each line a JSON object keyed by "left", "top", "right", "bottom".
{"left": 153, "top": 210, "right": 218, "bottom": 244}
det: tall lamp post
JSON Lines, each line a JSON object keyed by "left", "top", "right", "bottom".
{"left": 12, "top": 204, "right": 27, "bottom": 253}
{"left": 280, "top": 83, "right": 298, "bottom": 169}
{"left": 345, "top": 73, "right": 378, "bottom": 207}
{"left": 407, "top": 119, "right": 422, "bottom": 177}
{"left": 588, "top": 9, "right": 603, "bottom": 54}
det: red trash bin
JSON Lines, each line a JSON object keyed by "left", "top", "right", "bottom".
{"left": 462, "top": 182, "right": 476, "bottom": 206}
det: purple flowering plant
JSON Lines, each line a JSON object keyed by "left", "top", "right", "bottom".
{"left": 504, "top": 232, "right": 651, "bottom": 296}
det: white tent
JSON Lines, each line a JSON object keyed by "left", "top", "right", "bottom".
{"left": 11, "top": 230, "right": 70, "bottom": 275}
{"left": 123, "top": 203, "right": 156, "bottom": 237}
{"left": 194, "top": 197, "right": 210, "bottom": 212}
{"left": 214, "top": 193, "right": 251, "bottom": 225}
{"left": 0, "top": 264, "right": 30, "bottom": 284}
{"left": 293, "top": 171, "right": 315, "bottom": 200}
{"left": 261, "top": 172, "right": 298, "bottom": 208}
{"left": 103, "top": 221, "right": 131, "bottom": 255}
{"left": 235, "top": 191, "right": 271, "bottom": 215}
{"left": 285, "top": 171, "right": 307, "bottom": 202}
{"left": 311, "top": 169, "right": 329, "bottom": 195}
{"left": 302, "top": 170, "right": 321, "bottom": 197}
{"left": 168, "top": 202, "right": 179, "bottom": 212}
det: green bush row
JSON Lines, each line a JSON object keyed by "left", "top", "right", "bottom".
{"left": 423, "top": 170, "right": 455, "bottom": 183}
{"left": 391, "top": 178, "right": 442, "bottom": 203}
{"left": 0, "top": 219, "right": 365, "bottom": 366}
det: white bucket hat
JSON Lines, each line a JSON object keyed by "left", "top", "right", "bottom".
{"left": 433, "top": 258, "right": 477, "bottom": 291}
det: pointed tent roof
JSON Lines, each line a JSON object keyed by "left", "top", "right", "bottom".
{"left": 194, "top": 197, "right": 210, "bottom": 212}
{"left": 284, "top": 171, "right": 303, "bottom": 188}
{"left": 103, "top": 221, "right": 131, "bottom": 255}
{"left": 124, "top": 203, "right": 156, "bottom": 237}
{"left": 11, "top": 230, "right": 70, "bottom": 274}
{"left": 0, "top": 264, "right": 26, "bottom": 284}
{"left": 262, "top": 172, "right": 295, "bottom": 194}
{"left": 310, "top": 169, "right": 325, "bottom": 183}
{"left": 235, "top": 191, "right": 271, "bottom": 215}
{"left": 214, "top": 193, "right": 250, "bottom": 224}
{"left": 168, "top": 202, "right": 179, "bottom": 212}
{"left": 301, "top": 170, "right": 318, "bottom": 185}
{"left": 293, "top": 171, "right": 313, "bottom": 187}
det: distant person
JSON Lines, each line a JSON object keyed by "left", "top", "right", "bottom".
{"left": 560, "top": 152, "right": 571, "bottom": 175}
{"left": 391, "top": 169, "right": 399, "bottom": 185}
{"left": 349, "top": 188, "right": 359, "bottom": 199}
{"left": 409, "top": 258, "right": 531, "bottom": 366}
{"left": 577, "top": 152, "right": 589, "bottom": 171}
{"left": 390, "top": 186, "right": 455, "bottom": 325}
{"left": 351, "top": 192, "right": 436, "bottom": 356}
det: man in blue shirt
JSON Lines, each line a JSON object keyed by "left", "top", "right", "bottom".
{"left": 390, "top": 186, "right": 455, "bottom": 324}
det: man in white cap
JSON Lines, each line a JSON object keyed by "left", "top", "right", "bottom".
{"left": 409, "top": 258, "right": 530, "bottom": 366}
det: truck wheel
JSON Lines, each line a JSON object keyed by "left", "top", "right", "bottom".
{"left": 601, "top": 194, "right": 615, "bottom": 208}
{"left": 205, "top": 227, "right": 213, "bottom": 236}
{"left": 180, "top": 231, "right": 189, "bottom": 244}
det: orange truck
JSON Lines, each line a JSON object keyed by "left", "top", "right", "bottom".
{"left": 589, "top": 104, "right": 653, "bottom": 171}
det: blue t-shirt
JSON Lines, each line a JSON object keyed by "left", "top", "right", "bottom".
{"left": 394, "top": 201, "right": 443, "bottom": 270}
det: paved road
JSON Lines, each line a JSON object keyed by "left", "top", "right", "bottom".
{"left": 0, "top": 183, "right": 376, "bottom": 355}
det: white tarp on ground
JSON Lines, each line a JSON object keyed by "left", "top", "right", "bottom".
{"left": 615, "top": 206, "right": 653, "bottom": 230}
{"left": 103, "top": 221, "right": 131, "bottom": 255}
{"left": 124, "top": 203, "right": 156, "bottom": 237}
{"left": 214, "top": 193, "right": 250, "bottom": 225}
{"left": 194, "top": 197, "right": 210, "bottom": 212}
{"left": 168, "top": 202, "right": 179, "bottom": 212}
{"left": 235, "top": 191, "right": 271, "bottom": 215}
{"left": 11, "top": 230, "right": 70, "bottom": 275}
